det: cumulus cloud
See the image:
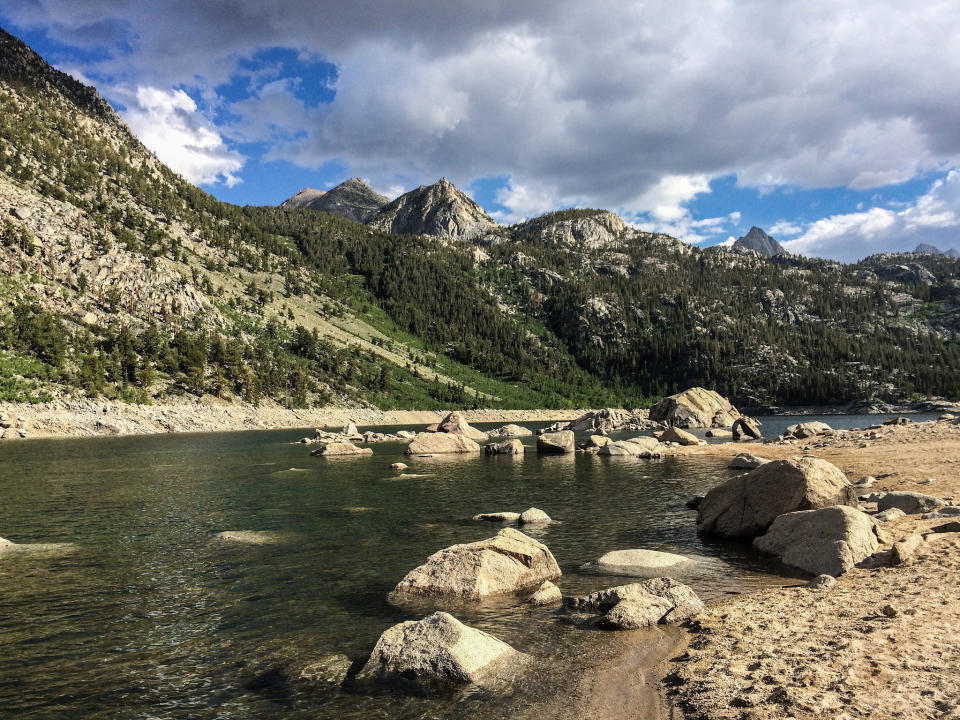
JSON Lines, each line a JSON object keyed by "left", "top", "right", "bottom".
{"left": 120, "top": 86, "right": 244, "bottom": 186}
{"left": 769, "top": 221, "right": 803, "bottom": 237}
{"left": 7, "top": 0, "right": 960, "bottom": 245}
{"left": 782, "top": 170, "right": 960, "bottom": 261}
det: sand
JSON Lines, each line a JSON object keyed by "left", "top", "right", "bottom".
{"left": 663, "top": 417, "right": 960, "bottom": 720}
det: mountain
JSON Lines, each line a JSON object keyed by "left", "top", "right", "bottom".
{"left": 367, "top": 177, "right": 499, "bottom": 240}
{"left": 732, "top": 226, "right": 786, "bottom": 256}
{"left": 915, "top": 243, "right": 960, "bottom": 258}
{"left": 280, "top": 187, "right": 325, "bottom": 209}
{"left": 280, "top": 178, "right": 389, "bottom": 222}
{"left": 2, "top": 26, "right": 960, "bottom": 411}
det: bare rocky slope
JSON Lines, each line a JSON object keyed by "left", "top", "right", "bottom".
{"left": 281, "top": 178, "right": 388, "bottom": 222}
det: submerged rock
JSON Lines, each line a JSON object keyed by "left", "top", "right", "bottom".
{"left": 389, "top": 462, "right": 408, "bottom": 470}
{"left": 392, "top": 527, "right": 561, "bottom": 600}
{"left": 357, "top": 611, "right": 521, "bottom": 688}
{"left": 589, "top": 549, "right": 691, "bottom": 576}
{"left": 300, "top": 653, "right": 353, "bottom": 686}
{"left": 213, "top": 530, "right": 281, "bottom": 544}
{"left": 753, "top": 505, "right": 879, "bottom": 577}
{"left": 518, "top": 507, "right": 552, "bottom": 524}
{"left": 649, "top": 387, "right": 740, "bottom": 428}
{"left": 697, "top": 456, "right": 857, "bottom": 539}
{"left": 568, "top": 578, "right": 704, "bottom": 630}
{"left": 405, "top": 432, "right": 481, "bottom": 455}
{"left": 528, "top": 580, "right": 562, "bottom": 606}
{"left": 536, "top": 431, "right": 575, "bottom": 454}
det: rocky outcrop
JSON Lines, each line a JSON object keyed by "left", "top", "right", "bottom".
{"left": 731, "top": 226, "right": 786, "bottom": 256}
{"left": 697, "top": 456, "right": 857, "bottom": 539}
{"left": 357, "top": 611, "right": 521, "bottom": 688}
{"left": 437, "top": 411, "right": 488, "bottom": 442}
{"left": 485, "top": 439, "right": 525, "bottom": 455}
{"left": 392, "top": 527, "right": 561, "bottom": 600}
{"left": 486, "top": 424, "right": 533, "bottom": 438}
{"left": 597, "top": 438, "right": 668, "bottom": 457}
{"left": 649, "top": 388, "right": 739, "bottom": 428}
{"left": 876, "top": 491, "right": 947, "bottom": 515}
{"left": 568, "top": 578, "right": 704, "bottom": 630}
{"left": 727, "top": 452, "right": 769, "bottom": 470}
{"left": 311, "top": 441, "right": 373, "bottom": 457}
{"left": 537, "top": 430, "right": 575, "bottom": 454}
{"left": 731, "top": 416, "right": 762, "bottom": 440}
{"left": 783, "top": 421, "right": 833, "bottom": 439}
{"left": 281, "top": 178, "right": 389, "bottom": 222}
{"left": 753, "top": 505, "right": 880, "bottom": 576}
{"left": 405, "top": 433, "right": 481, "bottom": 455}
{"left": 367, "top": 178, "right": 498, "bottom": 240}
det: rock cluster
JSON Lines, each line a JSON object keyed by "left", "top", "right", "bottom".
{"left": 568, "top": 578, "right": 705, "bottom": 630}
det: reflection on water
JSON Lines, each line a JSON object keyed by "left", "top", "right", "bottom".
{"left": 0, "top": 421, "right": 820, "bottom": 718}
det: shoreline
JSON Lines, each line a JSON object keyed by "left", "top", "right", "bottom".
{"left": 0, "top": 397, "right": 586, "bottom": 440}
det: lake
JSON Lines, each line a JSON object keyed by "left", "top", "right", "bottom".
{"left": 0, "top": 415, "right": 919, "bottom": 718}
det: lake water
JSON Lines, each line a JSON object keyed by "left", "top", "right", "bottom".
{"left": 0, "top": 415, "right": 924, "bottom": 718}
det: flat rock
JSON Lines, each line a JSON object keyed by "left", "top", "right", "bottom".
{"left": 727, "top": 453, "right": 769, "bottom": 470}
{"left": 213, "top": 530, "right": 281, "bottom": 544}
{"left": 589, "top": 549, "right": 691, "bottom": 576}
{"left": 922, "top": 506, "right": 960, "bottom": 519}
{"left": 753, "top": 505, "right": 879, "bottom": 576}
{"left": 392, "top": 527, "right": 560, "bottom": 600}
{"left": 568, "top": 578, "right": 704, "bottom": 630}
{"left": 300, "top": 654, "right": 353, "bottom": 685}
{"left": 874, "top": 507, "right": 906, "bottom": 522}
{"left": 311, "top": 442, "right": 373, "bottom": 457}
{"left": 705, "top": 429, "right": 732, "bottom": 438}
{"left": 406, "top": 432, "right": 481, "bottom": 455}
{"left": 486, "top": 424, "right": 533, "bottom": 438}
{"left": 357, "top": 611, "right": 521, "bottom": 688}
{"left": 697, "top": 456, "right": 857, "bottom": 539}
{"left": 473, "top": 511, "right": 521, "bottom": 522}
{"left": 876, "top": 491, "right": 946, "bottom": 515}
{"left": 537, "top": 431, "right": 575, "bottom": 454}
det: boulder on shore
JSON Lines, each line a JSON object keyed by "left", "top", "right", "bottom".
{"left": 392, "top": 527, "right": 561, "bottom": 600}
{"left": 437, "top": 411, "right": 488, "bottom": 442}
{"left": 405, "top": 432, "right": 481, "bottom": 455}
{"left": 876, "top": 491, "right": 946, "bottom": 515}
{"left": 731, "top": 416, "right": 762, "bottom": 440}
{"left": 311, "top": 442, "right": 373, "bottom": 457}
{"left": 727, "top": 452, "right": 769, "bottom": 470}
{"left": 649, "top": 387, "right": 740, "bottom": 428}
{"left": 537, "top": 430, "right": 575, "bottom": 454}
{"left": 568, "top": 578, "right": 704, "bottom": 630}
{"left": 660, "top": 426, "right": 700, "bottom": 445}
{"left": 697, "top": 456, "right": 857, "bottom": 539}
{"left": 357, "top": 611, "right": 522, "bottom": 688}
{"left": 485, "top": 439, "right": 525, "bottom": 455}
{"left": 753, "top": 505, "right": 880, "bottom": 577}
{"left": 783, "top": 421, "right": 832, "bottom": 439}
{"left": 486, "top": 423, "right": 533, "bottom": 438}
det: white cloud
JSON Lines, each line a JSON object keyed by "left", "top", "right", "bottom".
{"left": 769, "top": 221, "right": 803, "bottom": 237}
{"left": 493, "top": 178, "right": 564, "bottom": 224}
{"left": 120, "top": 86, "right": 244, "bottom": 186}
{"left": 782, "top": 169, "right": 960, "bottom": 261}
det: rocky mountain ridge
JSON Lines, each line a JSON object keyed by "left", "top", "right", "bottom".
{"left": 733, "top": 226, "right": 786, "bottom": 256}
{"left": 367, "top": 177, "right": 499, "bottom": 240}
{"left": 281, "top": 178, "right": 388, "bottom": 222}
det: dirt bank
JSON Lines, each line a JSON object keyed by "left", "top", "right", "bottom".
{"left": 0, "top": 396, "right": 587, "bottom": 439}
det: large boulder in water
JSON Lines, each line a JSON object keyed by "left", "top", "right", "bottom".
{"left": 649, "top": 387, "right": 740, "bottom": 428}
{"left": 486, "top": 423, "right": 533, "bottom": 438}
{"left": 566, "top": 408, "right": 634, "bottom": 432}
{"left": 405, "top": 432, "right": 481, "bottom": 455}
{"left": 753, "top": 505, "right": 880, "bottom": 576}
{"left": 485, "top": 439, "right": 525, "bottom": 455}
{"left": 697, "top": 456, "right": 857, "bottom": 539}
{"left": 311, "top": 441, "right": 373, "bottom": 457}
{"left": 659, "top": 426, "right": 699, "bottom": 445}
{"left": 437, "top": 411, "right": 488, "bottom": 442}
{"left": 392, "top": 527, "right": 561, "bottom": 600}
{"left": 357, "top": 611, "right": 522, "bottom": 689}
{"left": 537, "top": 430, "right": 575, "bottom": 454}
{"left": 568, "top": 578, "right": 704, "bottom": 630}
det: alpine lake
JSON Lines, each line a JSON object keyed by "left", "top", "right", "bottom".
{"left": 0, "top": 414, "right": 926, "bottom": 719}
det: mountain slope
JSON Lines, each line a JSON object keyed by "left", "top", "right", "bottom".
{"left": 367, "top": 177, "right": 499, "bottom": 240}
{"left": 732, "top": 226, "right": 786, "bottom": 256}
{"left": 281, "top": 178, "right": 389, "bottom": 222}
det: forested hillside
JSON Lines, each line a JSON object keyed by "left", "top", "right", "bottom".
{"left": 2, "top": 26, "right": 960, "bottom": 411}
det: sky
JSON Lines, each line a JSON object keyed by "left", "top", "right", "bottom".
{"left": 3, "top": 1, "right": 960, "bottom": 262}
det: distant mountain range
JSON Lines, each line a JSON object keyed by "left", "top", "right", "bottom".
{"left": 3, "top": 24, "right": 960, "bottom": 411}
{"left": 915, "top": 243, "right": 960, "bottom": 258}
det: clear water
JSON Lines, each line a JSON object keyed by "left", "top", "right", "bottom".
{"left": 0, "top": 416, "right": 900, "bottom": 719}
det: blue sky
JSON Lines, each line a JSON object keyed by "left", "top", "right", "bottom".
{"left": 4, "top": 1, "right": 960, "bottom": 261}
